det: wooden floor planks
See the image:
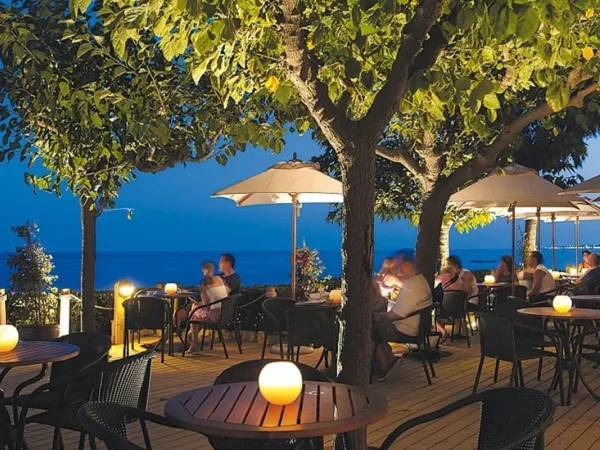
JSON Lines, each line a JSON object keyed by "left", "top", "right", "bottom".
{"left": 4, "top": 333, "right": 600, "bottom": 449}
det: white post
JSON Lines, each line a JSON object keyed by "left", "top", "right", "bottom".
{"left": 0, "top": 289, "right": 6, "bottom": 325}
{"left": 59, "top": 289, "right": 71, "bottom": 337}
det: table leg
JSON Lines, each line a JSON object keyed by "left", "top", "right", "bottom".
{"left": 12, "top": 363, "right": 48, "bottom": 450}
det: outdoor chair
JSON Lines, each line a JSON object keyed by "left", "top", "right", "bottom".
{"left": 371, "top": 303, "right": 436, "bottom": 386}
{"left": 489, "top": 284, "right": 528, "bottom": 311}
{"left": 261, "top": 297, "right": 296, "bottom": 359}
{"left": 5, "top": 332, "right": 111, "bottom": 420}
{"left": 437, "top": 290, "right": 471, "bottom": 347}
{"left": 209, "top": 359, "right": 327, "bottom": 450}
{"left": 123, "top": 297, "right": 170, "bottom": 363}
{"left": 17, "top": 351, "right": 155, "bottom": 450}
{"left": 370, "top": 388, "right": 554, "bottom": 450}
{"left": 230, "top": 292, "right": 272, "bottom": 352}
{"left": 473, "top": 313, "right": 565, "bottom": 405}
{"left": 285, "top": 305, "right": 337, "bottom": 368}
{"left": 182, "top": 294, "right": 242, "bottom": 359}
{"left": 571, "top": 323, "right": 600, "bottom": 400}
{"left": 79, "top": 402, "right": 176, "bottom": 450}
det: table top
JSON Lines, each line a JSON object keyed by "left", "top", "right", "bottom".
{"left": 0, "top": 341, "right": 79, "bottom": 367}
{"left": 149, "top": 291, "right": 201, "bottom": 299}
{"left": 572, "top": 295, "right": 600, "bottom": 302}
{"left": 478, "top": 282, "right": 510, "bottom": 288}
{"left": 164, "top": 381, "right": 388, "bottom": 439}
{"left": 518, "top": 307, "right": 600, "bottom": 320}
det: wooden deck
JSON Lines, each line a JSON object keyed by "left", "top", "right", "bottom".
{"left": 5, "top": 334, "right": 600, "bottom": 449}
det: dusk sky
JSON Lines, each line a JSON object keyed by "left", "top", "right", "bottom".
{"left": 1, "top": 133, "right": 600, "bottom": 254}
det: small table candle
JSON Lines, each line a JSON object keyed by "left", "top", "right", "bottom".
{"left": 164, "top": 283, "right": 178, "bottom": 295}
{"left": 258, "top": 361, "right": 303, "bottom": 405}
{"left": 0, "top": 325, "right": 19, "bottom": 352}
{"left": 553, "top": 295, "right": 573, "bottom": 313}
{"left": 483, "top": 275, "right": 496, "bottom": 285}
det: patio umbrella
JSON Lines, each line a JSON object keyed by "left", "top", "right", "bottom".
{"left": 515, "top": 200, "right": 600, "bottom": 270}
{"left": 563, "top": 174, "right": 600, "bottom": 195}
{"left": 212, "top": 154, "right": 343, "bottom": 299}
{"left": 449, "top": 164, "right": 582, "bottom": 293}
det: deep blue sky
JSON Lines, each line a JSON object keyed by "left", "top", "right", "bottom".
{"left": 1, "top": 133, "right": 600, "bottom": 253}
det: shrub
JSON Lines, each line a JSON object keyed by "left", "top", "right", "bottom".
{"left": 295, "top": 243, "right": 330, "bottom": 301}
{"left": 6, "top": 222, "right": 58, "bottom": 325}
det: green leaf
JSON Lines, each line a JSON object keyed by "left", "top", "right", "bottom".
{"left": 481, "top": 46, "right": 495, "bottom": 63}
{"left": 77, "top": 43, "right": 94, "bottom": 58}
{"left": 192, "top": 59, "right": 210, "bottom": 84}
{"left": 483, "top": 93, "right": 500, "bottom": 110}
{"left": 216, "top": 154, "right": 227, "bottom": 166}
{"left": 91, "top": 113, "right": 103, "bottom": 129}
{"left": 221, "top": 19, "right": 236, "bottom": 40}
{"left": 517, "top": 7, "right": 540, "bottom": 40}
{"left": 546, "top": 81, "right": 569, "bottom": 112}
{"left": 359, "top": 22, "right": 377, "bottom": 36}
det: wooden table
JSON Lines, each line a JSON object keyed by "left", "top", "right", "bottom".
{"left": 518, "top": 307, "right": 600, "bottom": 405}
{"left": 164, "top": 381, "right": 388, "bottom": 446}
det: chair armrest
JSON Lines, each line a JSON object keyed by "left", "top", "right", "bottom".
{"left": 380, "top": 394, "right": 482, "bottom": 449}
{"left": 79, "top": 402, "right": 176, "bottom": 429}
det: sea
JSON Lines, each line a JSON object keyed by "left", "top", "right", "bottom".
{"left": 0, "top": 248, "right": 588, "bottom": 291}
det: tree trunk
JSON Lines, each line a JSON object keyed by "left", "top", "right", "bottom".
{"left": 415, "top": 186, "right": 452, "bottom": 284}
{"left": 438, "top": 222, "right": 452, "bottom": 268}
{"left": 521, "top": 218, "right": 537, "bottom": 268}
{"left": 81, "top": 197, "right": 97, "bottom": 332}
{"left": 335, "top": 143, "right": 376, "bottom": 450}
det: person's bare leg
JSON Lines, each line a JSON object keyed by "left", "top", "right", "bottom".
{"left": 188, "top": 324, "right": 200, "bottom": 352}
{"left": 436, "top": 320, "right": 447, "bottom": 335}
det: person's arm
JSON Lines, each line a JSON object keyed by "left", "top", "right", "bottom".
{"left": 528, "top": 269, "right": 544, "bottom": 297}
{"left": 462, "top": 271, "right": 475, "bottom": 286}
{"left": 218, "top": 276, "right": 231, "bottom": 294}
{"left": 384, "top": 274, "right": 403, "bottom": 289}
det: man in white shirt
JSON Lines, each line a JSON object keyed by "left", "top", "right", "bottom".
{"left": 373, "top": 256, "right": 432, "bottom": 381}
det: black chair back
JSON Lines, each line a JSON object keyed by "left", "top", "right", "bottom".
{"left": 490, "top": 285, "right": 527, "bottom": 310}
{"left": 477, "top": 313, "right": 517, "bottom": 361}
{"left": 494, "top": 296, "right": 546, "bottom": 347}
{"left": 50, "top": 332, "right": 112, "bottom": 383}
{"left": 438, "top": 290, "right": 468, "bottom": 319}
{"left": 432, "top": 284, "right": 444, "bottom": 305}
{"left": 219, "top": 295, "right": 241, "bottom": 326}
{"left": 123, "top": 297, "right": 169, "bottom": 330}
{"left": 214, "top": 359, "right": 328, "bottom": 385}
{"left": 262, "top": 297, "right": 295, "bottom": 335}
{"left": 286, "top": 305, "right": 337, "bottom": 350}
{"left": 95, "top": 351, "right": 155, "bottom": 413}
{"left": 417, "top": 304, "right": 434, "bottom": 340}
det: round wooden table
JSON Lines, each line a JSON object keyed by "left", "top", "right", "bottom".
{"left": 517, "top": 307, "right": 600, "bottom": 321}
{"left": 164, "top": 381, "right": 388, "bottom": 445}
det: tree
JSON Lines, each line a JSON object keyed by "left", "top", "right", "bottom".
{"left": 99, "top": 3, "right": 600, "bottom": 447}
{"left": 0, "top": 0, "right": 284, "bottom": 330}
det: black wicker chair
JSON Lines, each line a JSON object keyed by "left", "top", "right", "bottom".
{"left": 371, "top": 388, "right": 554, "bottom": 450}
{"left": 17, "top": 351, "right": 156, "bottom": 450}
{"left": 285, "top": 305, "right": 337, "bottom": 368}
{"left": 371, "top": 304, "right": 436, "bottom": 385}
{"left": 5, "top": 332, "right": 112, "bottom": 421}
{"left": 261, "top": 298, "right": 296, "bottom": 359}
{"left": 209, "top": 359, "right": 327, "bottom": 450}
{"left": 79, "top": 402, "right": 176, "bottom": 450}
{"left": 437, "top": 290, "right": 471, "bottom": 347}
{"left": 123, "top": 297, "right": 170, "bottom": 363}
{"left": 473, "top": 313, "right": 564, "bottom": 405}
{"left": 182, "top": 294, "right": 242, "bottom": 359}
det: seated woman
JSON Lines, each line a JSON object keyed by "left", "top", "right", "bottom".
{"left": 434, "top": 267, "right": 464, "bottom": 340}
{"left": 525, "top": 251, "right": 556, "bottom": 301}
{"left": 494, "top": 255, "right": 514, "bottom": 283}
{"left": 578, "top": 250, "right": 593, "bottom": 273}
{"left": 446, "top": 255, "right": 479, "bottom": 309}
{"left": 187, "top": 261, "right": 229, "bottom": 353}
{"left": 375, "top": 257, "right": 403, "bottom": 303}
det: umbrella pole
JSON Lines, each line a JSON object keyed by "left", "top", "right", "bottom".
{"left": 576, "top": 216, "right": 580, "bottom": 273}
{"left": 511, "top": 203, "right": 516, "bottom": 296}
{"left": 551, "top": 214, "right": 556, "bottom": 270}
{"left": 291, "top": 194, "right": 298, "bottom": 301}
{"left": 536, "top": 207, "right": 541, "bottom": 250}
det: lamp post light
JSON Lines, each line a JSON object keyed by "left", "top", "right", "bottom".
{"left": 112, "top": 280, "right": 135, "bottom": 345}
{"left": 59, "top": 289, "right": 71, "bottom": 337}
{"left": 0, "top": 289, "right": 6, "bottom": 326}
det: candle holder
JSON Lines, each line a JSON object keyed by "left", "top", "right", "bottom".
{"left": 0, "top": 325, "right": 19, "bottom": 352}
{"left": 164, "top": 283, "right": 178, "bottom": 296}
{"left": 553, "top": 295, "right": 572, "bottom": 314}
{"left": 258, "top": 361, "right": 303, "bottom": 405}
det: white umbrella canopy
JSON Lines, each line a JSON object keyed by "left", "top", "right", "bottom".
{"left": 212, "top": 154, "right": 343, "bottom": 299}
{"left": 563, "top": 173, "right": 600, "bottom": 195}
{"left": 449, "top": 164, "right": 583, "bottom": 290}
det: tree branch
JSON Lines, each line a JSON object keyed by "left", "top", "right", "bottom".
{"left": 278, "top": 0, "right": 350, "bottom": 150}
{"left": 360, "top": 0, "right": 444, "bottom": 134}
{"left": 376, "top": 146, "right": 425, "bottom": 179}
{"left": 447, "top": 80, "right": 599, "bottom": 191}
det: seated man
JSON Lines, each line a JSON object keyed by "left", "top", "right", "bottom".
{"left": 525, "top": 251, "right": 556, "bottom": 301}
{"left": 219, "top": 253, "right": 241, "bottom": 295}
{"left": 372, "top": 256, "right": 432, "bottom": 381}
{"left": 576, "top": 253, "right": 600, "bottom": 294}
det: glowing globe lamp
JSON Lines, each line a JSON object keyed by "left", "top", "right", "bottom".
{"left": 484, "top": 275, "right": 496, "bottom": 285}
{"left": 164, "top": 283, "right": 178, "bottom": 295}
{"left": 329, "top": 289, "right": 342, "bottom": 304}
{"left": 0, "top": 325, "right": 19, "bottom": 352}
{"left": 551, "top": 271, "right": 560, "bottom": 281}
{"left": 258, "top": 362, "right": 303, "bottom": 406}
{"left": 118, "top": 280, "right": 135, "bottom": 298}
{"left": 567, "top": 266, "right": 577, "bottom": 276}
{"left": 553, "top": 295, "right": 573, "bottom": 314}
